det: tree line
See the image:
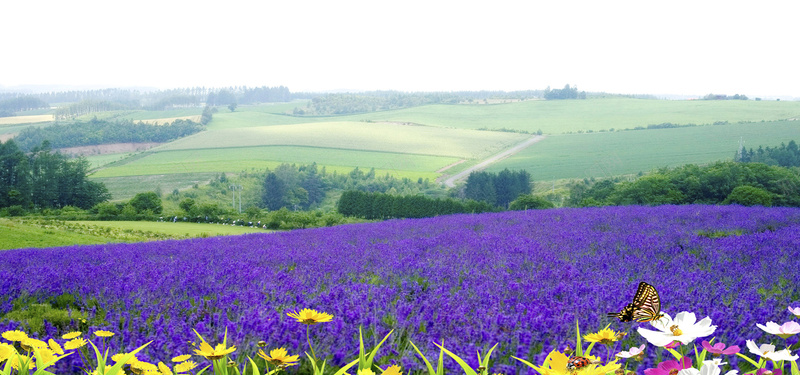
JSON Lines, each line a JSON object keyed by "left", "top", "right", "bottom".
{"left": 737, "top": 140, "right": 800, "bottom": 168}
{"left": 463, "top": 169, "right": 532, "bottom": 208}
{"left": 13, "top": 118, "right": 205, "bottom": 151}
{"left": 543, "top": 84, "right": 586, "bottom": 100}
{"left": 567, "top": 161, "right": 800, "bottom": 207}
{"left": 0, "top": 140, "right": 110, "bottom": 212}
{"left": 337, "top": 190, "right": 496, "bottom": 219}
{"left": 292, "top": 90, "right": 544, "bottom": 115}
{"left": 0, "top": 96, "right": 50, "bottom": 116}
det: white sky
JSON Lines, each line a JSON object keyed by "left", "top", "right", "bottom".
{"left": 2, "top": 0, "right": 799, "bottom": 97}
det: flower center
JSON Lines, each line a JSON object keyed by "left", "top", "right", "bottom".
{"left": 670, "top": 325, "right": 683, "bottom": 336}
{"left": 669, "top": 369, "right": 679, "bottom": 375}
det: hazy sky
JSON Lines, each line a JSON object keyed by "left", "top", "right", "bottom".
{"left": 2, "top": 0, "right": 799, "bottom": 97}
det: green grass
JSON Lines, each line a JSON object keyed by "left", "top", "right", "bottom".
{"left": 84, "top": 152, "right": 134, "bottom": 169}
{"left": 0, "top": 218, "right": 111, "bottom": 250}
{"left": 486, "top": 120, "right": 800, "bottom": 181}
{"left": 89, "top": 146, "right": 448, "bottom": 180}
{"left": 160, "top": 121, "right": 527, "bottom": 159}
{"left": 91, "top": 173, "right": 222, "bottom": 201}
{"left": 72, "top": 221, "right": 267, "bottom": 236}
{"left": 76, "top": 108, "right": 204, "bottom": 122}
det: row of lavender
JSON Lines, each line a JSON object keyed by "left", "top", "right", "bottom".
{"left": 1, "top": 205, "right": 799, "bottom": 373}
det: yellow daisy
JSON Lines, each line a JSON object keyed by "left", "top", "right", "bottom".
{"left": 0, "top": 343, "right": 18, "bottom": 362}
{"left": 171, "top": 354, "right": 191, "bottom": 362}
{"left": 358, "top": 369, "right": 376, "bottom": 375}
{"left": 583, "top": 328, "right": 623, "bottom": 345}
{"left": 2, "top": 330, "right": 28, "bottom": 342}
{"left": 111, "top": 352, "right": 139, "bottom": 365}
{"left": 131, "top": 360, "right": 158, "bottom": 374}
{"left": 286, "top": 308, "right": 334, "bottom": 325}
{"left": 382, "top": 365, "right": 403, "bottom": 375}
{"left": 174, "top": 360, "right": 198, "bottom": 373}
{"left": 193, "top": 340, "right": 236, "bottom": 360}
{"left": 64, "top": 337, "right": 88, "bottom": 350}
{"left": 62, "top": 331, "right": 82, "bottom": 340}
{"left": 9, "top": 355, "right": 36, "bottom": 371}
{"left": 21, "top": 337, "right": 48, "bottom": 352}
{"left": 94, "top": 330, "right": 115, "bottom": 338}
{"left": 158, "top": 362, "right": 173, "bottom": 375}
{"left": 257, "top": 347, "right": 299, "bottom": 366}
{"left": 48, "top": 339, "right": 65, "bottom": 355}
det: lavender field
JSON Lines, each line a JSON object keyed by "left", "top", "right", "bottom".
{"left": 2, "top": 205, "right": 800, "bottom": 374}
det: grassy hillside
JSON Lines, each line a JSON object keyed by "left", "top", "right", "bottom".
{"left": 487, "top": 120, "right": 800, "bottom": 180}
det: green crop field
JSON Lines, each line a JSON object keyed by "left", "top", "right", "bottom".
{"left": 0, "top": 218, "right": 112, "bottom": 250}
{"left": 334, "top": 98, "right": 800, "bottom": 134}
{"left": 90, "top": 146, "right": 450, "bottom": 179}
{"left": 158, "top": 121, "right": 527, "bottom": 159}
{"left": 91, "top": 173, "right": 223, "bottom": 201}
{"left": 486, "top": 120, "right": 800, "bottom": 181}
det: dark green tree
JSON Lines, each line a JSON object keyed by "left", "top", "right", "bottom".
{"left": 129, "top": 191, "right": 163, "bottom": 214}
{"left": 262, "top": 172, "right": 287, "bottom": 210}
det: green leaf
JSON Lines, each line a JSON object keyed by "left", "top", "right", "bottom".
{"left": 735, "top": 352, "right": 761, "bottom": 367}
{"left": 409, "top": 340, "right": 437, "bottom": 375}
{"left": 480, "top": 343, "right": 499, "bottom": 368}
{"left": 511, "top": 355, "right": 545, "bottom": 375}
{"left": 433, "top": 342, "right": 478, "bottom": 375}
{"left": 790, "top": 358, "right": 799, "bottom": 375}
{"left": 666, "top": 348, "right": 682, "bottom": 360}
{"left": 195, "top": 364, "right": 213, "bottom": 375}
{"left": 101, "top": 340, "right": 151, "bottom": 375}
{"left": 365, "top": 328, "right": 394, "bottom": 370}
{"left": 246, "top": 356, "right": 261, "bottom": 375}
{"left": 575, "top": 320, "right": 583, "bottom": 356}
{"left": 331, "top": 358, "right": 360, "bottom": 375}
{"left": 31, "top": 347, "right": 73, "bottom": 375}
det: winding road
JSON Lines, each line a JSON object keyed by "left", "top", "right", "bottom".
{"left": 441, "top": 135, "right": 545, "bottom": 188}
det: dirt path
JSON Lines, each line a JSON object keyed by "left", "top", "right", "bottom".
{"left": 441, "top": 135, "right": 545, "bottom": 188}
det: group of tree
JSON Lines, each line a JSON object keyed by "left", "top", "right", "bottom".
{"left": 567, "top": 161, "right": 800, "bottom": 207}
{"left": 91, "top": 191, "right": 162, "bottom": 220}
{"left": 543, "top": 84, "right": 586, "bottom": 100}
{"left": 702, "top": 93, "right": 749, "bottom": 100}
{"left": 337, "top": 190, "right": 496, "bottom": 219}
{"left": 0, "top": 140, "right": 110, "bottom": 212}
{"left": 737, "top": 140, "right": 800, "bottom": 168}
{"left": 292, "top": 90, "right": 544, "bottom": 115}
{"left": 13, "top": 118, "right": 205, "bottom": 151}
{"left": 53, "top": 100, "right": 135, "bottom": 119}
{"left": 463, "top": 169, "right": 532, "bottom": 208}
{"left": 0, "top": 96, "right": 49, "bottom": 116}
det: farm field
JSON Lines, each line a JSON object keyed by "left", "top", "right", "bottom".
{"left": 0, "top": 218, "right": 112, "bottom": 250}
{"left": 337, "top": 98, "right": 800, "bottom": 133}
{"left": 1, "top": 205, "right": 797, "bottom": 374}
{"left": 487, "top": 120, "right": 800, "bottom": 180}
{"left": 90, "top": 146, "right": 454, "bottom": 180}
{"left": 91, "top": 172, "right": 222, "bottom": 201}
{"left": 0, "top": 114, "right": 53, "bottom": 125}
{"left": 72, "top": 220, "right": 268, "bottom": 236}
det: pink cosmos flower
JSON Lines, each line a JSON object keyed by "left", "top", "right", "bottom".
{"left": 756, "top": 321, "right": 800, "bottom": 339}
{"left": 756, "top": 368, "right": 782, "bottom": 375}
{"left": 665, "top": 341, "right": 681, "bottom": 349}
{"left": 617, "top": 344, "right": 646, "bottom": 359}
{"left": 644, "top": 357, "right": 692, "bottom": 375}
{"left": 789, "top": 306, "right": 800, "bottom": 319}
{"left": 701, "top": 340, "right": 740, "bottom": 356}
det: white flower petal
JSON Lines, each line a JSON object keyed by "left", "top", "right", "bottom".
{"left": 637, "top": 326, "right": 675, "bottom": 347}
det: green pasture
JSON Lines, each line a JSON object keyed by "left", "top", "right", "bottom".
{"left": 158, "top": 121, "right": 527, "bottom": 159}
{"left": 0, "top": 218, "right": 111, "bottom": 250}
{"left": 89, "top": 146, "right": 448, "bottom": 179}
{"left": 72, "top": 220, "right": 267, "bottom": 236}
{"left": 487, "top": 120, "right": 800, "bottom": 181}
{"left": 91, "top": 173, "right": 222, "bottom": 201}
{"left": 76, "top": 108, "right": 204, "bottom": 122}
{"left": 84, "top": 152, "right": 134, "bottom": 169}
{"left": 331, "top": 98, "right": 800, "bottom": 134}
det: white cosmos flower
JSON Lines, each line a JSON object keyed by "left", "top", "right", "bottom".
{"left": 616, "top": 344, "right": 646, "bottom": 358}
{"left": 637, "top": 311, "right": 717, "bottom": 347}
{"left": 789, "top": 306, "right": 800, "bottom": 318}
{"left": 746, "top": 340, "right": 800, "bottom": 361}
{"left": 756, "top": 321, "right": 800, "bottom": 339}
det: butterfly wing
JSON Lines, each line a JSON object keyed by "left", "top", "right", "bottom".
{"left": 607, "top": 303, "right": 637, "bottom": 322}
{"left": 632, "top": 283, "right": 663, "bottom": 322}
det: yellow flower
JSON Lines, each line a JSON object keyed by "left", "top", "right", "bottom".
{"left": 286, "top": 308, "right": 334, "bottom": 325}
{"left": 48, "top": 339, "right": 65, "bottom": 355}
{"left": 112, "top": 352, "right": 139, "bottom": 365}
{"left": 2, "top": 330, "right": 28, "bottom": 342}
{"left": 174, "top": 360, "right": 198, "bottom": 373}
{"left": 64, "top": 337, "right": 88, "bottom": 350}
{"left": 382, "top": 365, "right": 403, "bottom": 375}
{"left": 257, "top": 347, "right": 299, "bottom": 366}
{"left": 193, "top": 340, "right": 236, "bottom": 360}
{"left": 94, "top": 330, "right": 115, "bottom": 338}
{"left": 21, "top": 337, "right": 48, "bottom": 352}
{"left": 62, "top": 331, "right": 82, "bottom": 340}
{"left": 9, "top": 355, "right": 36, "bottom": 371}
{"left": 522, "top": 350, "right": 621, "bottom": 375}
{"left": 583, "top": 328, "right": 623, "bottom": 345}
{"left": 131, "top": 360, "right": 158, "bottom": 374}
{"left": 0, "top": 343, "right": 18, "bottom": 361}
{"left": 358, "top": 369, "right": 376, "bottom": 375}
{"left": 158, "top": 361, "right": 173, "bottom": 375}
{"left": 171, "top": 354, "right": 191, "bottom": 362}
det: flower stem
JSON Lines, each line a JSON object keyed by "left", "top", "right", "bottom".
{"left": 306, "top": 325, "right": 317, "bottom": 363}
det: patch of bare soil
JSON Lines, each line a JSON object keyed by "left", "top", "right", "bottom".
{"left": 58, "top": 142, "right": 162, "bottom": 156}
{"left": 436, "top": 159, "right": 467, "bottom": 173}
{"left": 0, "top": 133, "right": 15, "bottom": 142}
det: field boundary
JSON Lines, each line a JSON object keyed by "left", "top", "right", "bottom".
{"left": 440, "top": 135, "right": 545, "bottom": 187}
